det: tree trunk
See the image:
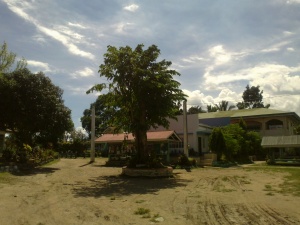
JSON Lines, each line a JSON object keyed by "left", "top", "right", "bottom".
{"left": 134, "top": 129, "right": 148, "bottom": 164}
{"left": 133, "top": 102, "right": 148, "bottom": 164}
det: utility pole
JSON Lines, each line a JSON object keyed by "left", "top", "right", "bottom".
{"left": 90, "top": 105, "right": 95, "bottom": 162}
{"left": 183, "top": 100, "right": 189, "bottom": 157}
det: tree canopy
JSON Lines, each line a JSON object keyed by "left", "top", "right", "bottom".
{"left": 0, "top": 42, "right": 26, "bottom": 73}
{"left": 237, "top": 85, "right": 270, "bottom": 109}
{"left": 209, "top": 120, "right": 263, "bottom": 162}
{"left": 87, "top": 44, "right": 186, "bottom": 163}
{"left": 0, "top": 68, "right": 73, "bottom": 147}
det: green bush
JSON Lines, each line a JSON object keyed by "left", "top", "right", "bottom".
{"left": 176, "top": 154, "right": 196, "bottom": 168}
{"left": 2, "top": 148, "right": 17, "bottom": 162}
{"left": 266, "top": 158, "right": 276, "bottom": 165}
{"left": 1, "top": 143, "right": 59, "bottom": 166}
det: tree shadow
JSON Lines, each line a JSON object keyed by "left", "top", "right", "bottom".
{"left": 79, "top": 161, "right": 95, "bottom": 167}
{"left": 72, "top": 174, "right": 191, "bottom": 198}
{"left": 11, "top": 166, "right": 60, "bottom": 176}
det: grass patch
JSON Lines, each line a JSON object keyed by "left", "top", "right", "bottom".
{"left": 150, "top": 213, "right": 161, "bottom": 223}
{"left": 233, "top": 175, "right": 251, "bottom": 184}
{"left": 221, "top": 176, "right": 230, "bottom": 182}
{"left": 134, "top": 207, "right": 150, "bottom": 215}
{"left": 263, "top": 184, "right": 276, "bottom": 195}
{"left": 135, "top": 200, "right": 146, "bottom": 204}
{"left": 0, "top": 172, "right": 16, "bottom": 184}
{"left": 264, "top": 184, "right": 273, "bottom": 191}
{"left": 241, "top": 179, "right": 251, "bottom": 184}
{"left": 244, "top": 165, "right": 300, "bottom": 196}
{"left": 213, "top": 183, "right": 236, "bottom": 192}
{"left": 134, "top": 207, "right": 151, "bottom": 218}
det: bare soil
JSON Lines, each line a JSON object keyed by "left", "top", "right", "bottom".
{"left": 0, "top": 158, "right": 299, "bottom": 225}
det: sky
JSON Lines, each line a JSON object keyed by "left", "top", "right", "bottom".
{"left": 1, "top": 0, "right": 300, "bottom": 129}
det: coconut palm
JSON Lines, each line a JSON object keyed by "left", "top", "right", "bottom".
{"left": 215, "top": 100, "right": 235, "bottom": 111}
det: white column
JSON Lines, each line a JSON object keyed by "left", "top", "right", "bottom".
{"left": 183, "top": 100, "right": 189, "bottom": 157}
{"left": 90, "top": 105, "right": 95, "bottom": 162}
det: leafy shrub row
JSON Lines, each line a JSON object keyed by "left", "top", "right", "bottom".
{"left": 1, "top": 144, "right": 58, "bottom": 165}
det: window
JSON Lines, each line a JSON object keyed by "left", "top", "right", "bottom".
{"left": 246, "top": 121, "right": 261, "bottom": 131}
{"left": 266, "top": 119, "right": 283, "bottom": 130}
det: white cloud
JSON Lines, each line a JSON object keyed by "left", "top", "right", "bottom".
{"left": 68, "top": 22, "right": 87, "bottom": 29}
{"left": 32, "top": 34, "right": 47, "bottom": 44}
{"left": 203, "top": 63, "right": 300, "bottom": 93}
{"left": 38, "top": 26, "right": 95, "bottom": 59}
{"left": 182, "top": 55, "right": 206, "bottom": 63}
{"left": 4, "top": 1, "right": 95, "bottom": 60}
{"left": 124, "top": 4, "right": 139, "bottom": 12}
{"left": 261, "top": 47, "right": 280, "bottom": 53}
{"left": 217, "top": 88, "right": 240, "bottom": 102}
{"left": 56, "top": 25, "right": 84, "bottom": 40}
{"left": 72, "top": 67, "right": 94, "bottom": 79}
{"left": 204, "top": 70, "right": 250, "bottom": 88}
{"left": 183, "top": 89, "right": 214, "bottom": 107}
{"left": 286, "top": 0, "right": 300, "bottom": 4}
{"left": 65, "top": 84, "right": 96, "bottom": 96}
{"left": 283, "top": 31, "right": 294, "bottom": 36}
{"left": 27, "top": 60, "right": 50, "bottom": 72}
{"left": 114, "top": 22, "right": 134, "bottom": 33}
{"left": 209, "top": 45, "right": 232, "bottom": 66}
{"left": 183, "top": 89, "right": 240, "bottom": 110}
{"left": 261, "top": 41, "right": 290, "bottom": 53}
{"left": 287, "top": 47, "right": 295, "bottom": 51}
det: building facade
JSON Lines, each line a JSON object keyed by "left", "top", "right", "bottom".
{"left": 198, "top": 108, "right": 300, "bottom": 137}
{"left": 151, "top": 108, "right": 300, "bottom": 156}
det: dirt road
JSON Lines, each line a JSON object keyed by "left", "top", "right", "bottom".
{"left": 0, "top": 158, "right": 299, "bottom": 225}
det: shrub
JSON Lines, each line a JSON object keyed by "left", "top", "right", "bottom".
{"left": 266, "top": 158, "right": 276, "bottom": 165}
{"left": 176, "top": 154, "right": 196, "bottom": 168}
{"left": 2, "top": 148, "right": 17, "bottom": 162}
{"left": 1, "top": 143, "right": 59, "bottom": 167}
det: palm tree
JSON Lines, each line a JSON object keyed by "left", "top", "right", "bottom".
{"left": 207, "top": 104, "right": 218, "bottom": 112}
{"left": 187, "top": 105, "right": 206, "bottom": 114}
{"left": 215, "top": 100, "right": 235, "bottom": 111}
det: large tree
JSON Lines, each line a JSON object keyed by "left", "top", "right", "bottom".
{"left": 87, "top": 44, "right": 186, "bottom": 163}
{"left": 0, "top": 68, "right": 73, "bottom": 147}
{"left": 237, "top": 85, "right": 270, "bottom": 109}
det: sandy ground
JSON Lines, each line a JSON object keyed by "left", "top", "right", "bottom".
{"left": 0, "top": 158, "right": 299, "bottom": 225}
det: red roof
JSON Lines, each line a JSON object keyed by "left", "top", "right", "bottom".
{"left": 95, "top": 130, "right": 181, "bottom": 143}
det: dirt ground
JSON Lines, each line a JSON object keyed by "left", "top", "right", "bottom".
{"left": 0, "top": 158, "right": 299, "bottom": 225}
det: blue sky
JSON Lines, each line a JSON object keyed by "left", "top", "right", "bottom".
{"left": 1, "top": 0, "right": 300, "bottom": 129}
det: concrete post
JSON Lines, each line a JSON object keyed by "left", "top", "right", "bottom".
{"left": 90, "top": 105, "right": 95, "bottom": 162}
{"left": 183, "top": 100, "right": 189, "bottom": 157}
